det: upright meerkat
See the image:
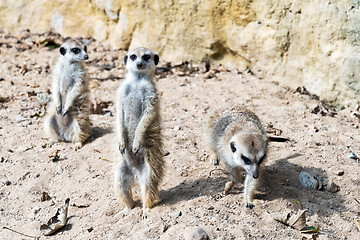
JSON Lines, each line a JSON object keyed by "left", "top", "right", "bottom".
{"left": 44, "top": 38, "right": 91, "bottom": 150}
{"left": 114, "top": 47, "right": 164, "bottom": 219}
{"left": 206, "top": 106, "right": 268, "bottom": 209}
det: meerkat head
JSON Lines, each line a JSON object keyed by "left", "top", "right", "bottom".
{"left": 59, "top": 38, "right": 89, "bottom": 62}
{"left": 229, "top": 132, "right": 268, "bottom": 179}
{"left": 124, "top": 47, "right": 159, "bottom": 74}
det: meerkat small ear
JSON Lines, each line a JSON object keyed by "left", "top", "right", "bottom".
{"left": 124, "top": 55, "right": 128, "bottom": 65}
{"left": 154, "top": 54, "right": 159, "bottom": 66}
{"left": 60, "top": 47, "right": 66, "bottom": 56}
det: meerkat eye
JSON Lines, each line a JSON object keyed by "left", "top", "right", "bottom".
{"left": 130, "top": 54, "right": 137, "bottom": 61}
{"left": 230, "top": 142, "right": 236, "bottom": 153}
{"left": 241, "top": 155, "right": 252, "bottom": 165}
{"left": 142, "top": 54, "right": 151, "bottom": 61}
{"left": 84, "top": 46, "right": 87, "bottom": 52}
{"left": 71, "top": 48, "right": 81, "bottom": 54}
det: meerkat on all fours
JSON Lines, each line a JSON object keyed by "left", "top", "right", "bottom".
{"left": 114, "top": 47, "right": 164, "bottom": 219}
{"left": 44, "top": 38, "right": 91, "bottom": 150}
{"left": 206, "top": 105, "right": 268, "bottom": 209}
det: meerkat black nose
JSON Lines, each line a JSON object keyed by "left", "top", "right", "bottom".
{"left": 137, "top": 63, "right": 143, "bottom": 68}
{"left": 84, "top": 54, "right": 89, "bottom": 60}
{"left": 253, "top": 173, "right": 259, "bottom": 179}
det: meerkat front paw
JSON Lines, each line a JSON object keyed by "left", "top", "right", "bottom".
{"left": 62, "top": 109, "right": 69, "bottom": 117}
{"left": 132, "top": 139, "right": 140, "bottom": 155}
{"left": 56, "top": 106, "right": 62, "bottom": 115}
{"left": 75, "top": 142, "right": 83, "bottom": 150}
{"left": 119, "top": 143, "right": 126, "bottom": 154}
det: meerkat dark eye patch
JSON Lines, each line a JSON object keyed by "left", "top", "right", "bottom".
{"left": 154, "top": 54, "right": 159, "bottom": 65}
{"left": 230, "top": 142, "right": 236, "bottom": 153}
{"left": 258, "top": 154, "right": 266, "bottom": 165}
{"left": 71, "top": 48, "right": 81, "bottom": 54}
{"left": 142, "top": 54, "right": 151, "bottom": 61}
{"left": 84, "top": 46, "right": 87, "bottom": 52}
{"left": 241, "top": 155, "right": 252, "bottom": 165}
{"left": 130, "top": 54, "right": 137, "bottom": 61}
{"left": 60, "top": 47, "right": 66, "bottom": 56}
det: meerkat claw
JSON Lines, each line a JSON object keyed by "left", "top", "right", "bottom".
{"left": 142, "top": 208, "right": 150, "bottom": 219}
{"left": 56, "top": 106, "right": 62, "bottom": 115}
{"left": 75, "top": 142, "right": 83, "bottom": 150}
{"left": 62, "top": 109, "right": 68, "bottom": 117}
{"left": 132, "top": 148, "right": 139, "bottom": 156}
{"left": 119, "top": 145, "right": 125, "bottom": 154}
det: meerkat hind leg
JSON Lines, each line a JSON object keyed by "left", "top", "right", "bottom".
{"left": 70, "top": 118, "right": 87, "bottom": 150}
{"left": 114, "top": 162, "right": 136, "bottom": 218}
{"left": 45, "top": 115, "right": 62, "bottom": 144}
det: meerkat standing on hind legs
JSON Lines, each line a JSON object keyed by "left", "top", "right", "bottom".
{"left": 44, "top": 38, "right": 91, "bottom": 150}
{"left": 206, "top": 106, "right": 269, "bottom": 209}
{"left": 114, "top": 47, "right": 164, "bottom": 219}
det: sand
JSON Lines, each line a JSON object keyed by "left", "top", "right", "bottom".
{"left": 0, "top": 31, "right": 359, "bottom": 240}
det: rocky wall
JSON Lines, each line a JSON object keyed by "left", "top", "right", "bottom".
{"left": 0, "top": 0, "right": 359, "bottom": 107}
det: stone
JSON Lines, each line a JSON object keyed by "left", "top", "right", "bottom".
{"left": 184, "top": 227, "right": 210, "bottom": 240}
{"left": 298, "top": 171, "right": 319, "bottom": 190}
{"left": 327, "top": 180, "right": 340, "bottom": 193}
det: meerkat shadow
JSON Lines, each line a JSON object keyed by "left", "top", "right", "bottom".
{"left": 258, "top": 153, "right": 348, "bottom": 216}
{"left": 88, "top": 126, "right": 113, "bottom": 143}
{"left": 159, "top": 176, "right": 230, "bottom": 206}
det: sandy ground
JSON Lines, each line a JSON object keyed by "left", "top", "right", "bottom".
{"left": 0, "top": 31, "right": 360, "bottom": 240}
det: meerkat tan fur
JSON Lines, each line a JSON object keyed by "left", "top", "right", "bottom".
{"left": 114, "top": 47, "right": 164, "bottom": 219}
{"left": 206, "top": 105, "right": 268, "bottom": 209}
{"left": 44, "top": 38, "right": 91, "bottom": 150}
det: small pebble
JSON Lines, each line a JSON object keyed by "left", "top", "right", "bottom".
{"left": 298, "top": 171, "right": 319, "bottom": 190}
{"left": 348, "top": 152, "right": 359, "bottom": 160}
{"left": 327, "top": 180, "right": 340, "bottom": 193}
{"left": 16, "top": 116, "right": 28, "bottom": 123}
{"left": 169, "top": 210, "right": 182, "bottom": 218}
{"left": 184, "top": 227, "right": 210, "bottom": 240}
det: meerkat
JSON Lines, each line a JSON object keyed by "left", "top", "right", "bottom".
{"left": 206, "top": 105, "right": 268, "bottom": 209}
{"left": 114, "top": 47, "right": 164, "bottom": 219}
{"left": 44, "top": 38, "right": 91, "bottom": 150}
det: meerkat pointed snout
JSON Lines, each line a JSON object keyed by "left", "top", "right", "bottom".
{"left": 114, "top": 47, "right": 164, "bottom": 219}
{"left": 206, "top": 106, "right": 268, "bottom": 209}
{"left": 44, "top": 38, "right": 91, "bottom": 150}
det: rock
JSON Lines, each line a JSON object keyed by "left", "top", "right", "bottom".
{"left": 348, "top": 152, "right": 359, "bottom": 160}
{"left": 0, "top": 0, "right": 359, "bottom": 107}
{"left": 298, "top": 171, "right": 319, "bottom": 190}
{"left": 16, "top": 116, "right": 28, "bottom": 123}
{"left": 184, "top": 227, "right": 210, "bottom": 240}
{"left": 169, "top": 210, "right": 182, "bottom": 218}
{"left": 327, "top": 180, "right": 340, "bottom": 193}
{"left": 37, "top": 92, "right": 51, "bottom": 106}
{"left": 336, "top": 170, "right": 344, "bottom": 176}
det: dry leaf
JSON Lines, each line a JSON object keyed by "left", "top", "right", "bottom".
{"left": 274, "top": 209, "right": 319, "bottom": 233}
{"left": 357, "top": 220, "right": 360, "bottom": 231}
{"left": 40, "top": 198, "right": 70, "bottom": 236}
{"left": 300, "top": 226, "right": 320, "bottom": 233}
